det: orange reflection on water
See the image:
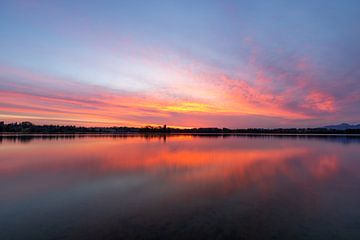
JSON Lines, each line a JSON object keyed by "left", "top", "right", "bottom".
{"left": 1, "top": 135, "right": 356, "bottom": 202}
{"left": 1, "top": 135, "right": 360, "bottom": 240}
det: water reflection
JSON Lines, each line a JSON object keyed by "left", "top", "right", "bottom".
{"left": 0, "top": 135, "right": 359, "bottom": 239}
{"left": 1, "top": 133, "right": 360, "bottom": 144}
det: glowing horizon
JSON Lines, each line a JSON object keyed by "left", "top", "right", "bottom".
{"left": 1, "top": 1, "right": 359, "bottom": 128}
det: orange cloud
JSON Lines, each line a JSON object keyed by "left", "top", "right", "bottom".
{"left": 0, "top": 53, "right": 343, "bottom": 128}
{"left": 303, "top": 91, "right": 335, "bottom": 112}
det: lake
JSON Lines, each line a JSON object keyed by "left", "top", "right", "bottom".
{"left": 0, "top": 134, "right": 359, "bottom": 240}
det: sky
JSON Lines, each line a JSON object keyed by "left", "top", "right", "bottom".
{"left": 1, "top": 0, "right": 360, "bottom": 128}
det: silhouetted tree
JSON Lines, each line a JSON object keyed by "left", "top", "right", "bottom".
{"left": 1, "top": 121, "right": 360, "bottom": 134}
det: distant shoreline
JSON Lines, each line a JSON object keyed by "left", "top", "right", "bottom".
{"left": 1, "top": 121, "right": 360, "bottom": 135}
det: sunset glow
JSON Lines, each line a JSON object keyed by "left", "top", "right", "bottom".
{"left": 1, "top": 1, "right": 359, "bottom": 127}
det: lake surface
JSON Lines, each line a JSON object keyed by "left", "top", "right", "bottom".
{"left": 1, "top": 134, "right": 360, "bottom": 240}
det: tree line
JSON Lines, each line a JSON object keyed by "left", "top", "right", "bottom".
{"left": 1, "top": 121, "right": 360, "bottom": 134}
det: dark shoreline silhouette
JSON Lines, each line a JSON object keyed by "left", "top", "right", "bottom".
{"left": 1, "top": 121, "right": 360, "bottom": 135}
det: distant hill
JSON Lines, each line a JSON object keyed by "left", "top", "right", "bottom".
{"left": 324, "top": 123, "right": 360, "bottom": 130}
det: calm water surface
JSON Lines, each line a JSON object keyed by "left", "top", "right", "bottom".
{"left": 0, "top": 134, "right": 360, "bottom": 240}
